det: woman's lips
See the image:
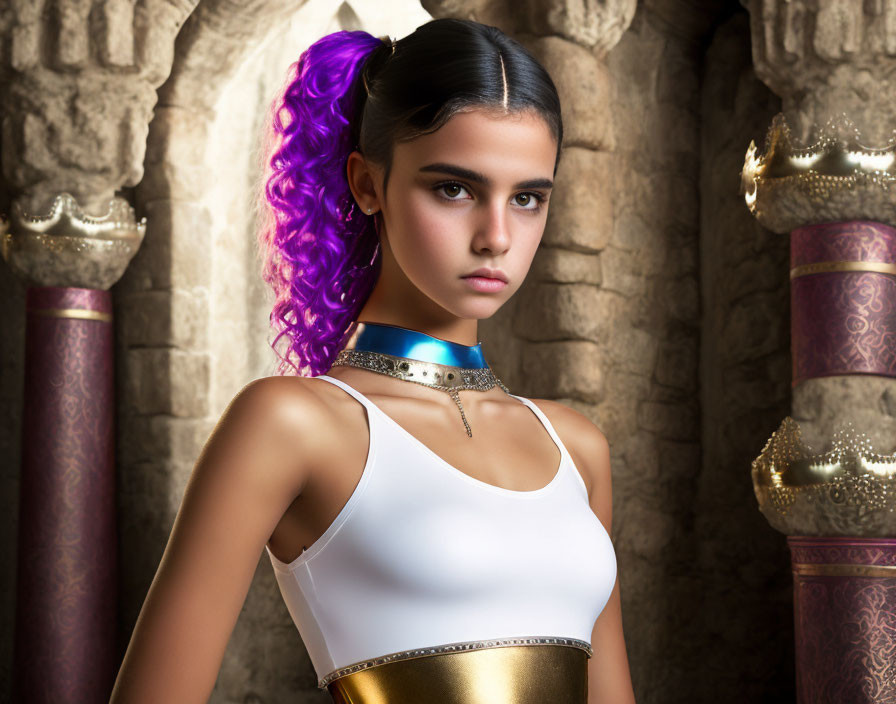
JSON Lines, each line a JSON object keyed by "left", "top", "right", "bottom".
{"left": 462, "top": 276, "right": 508, "bottom": 292}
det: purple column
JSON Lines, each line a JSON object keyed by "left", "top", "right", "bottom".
{"left": 786, "top": 221, "right": 896, "bottom": 702}
{"left": 13, "top": 286, "right": 118, "bottom": 704}
{"left": 789, "top": 537, "right": 896, "bottom": 704}
{"left": 790, "top": 220, "right": 896, "bottom": 384}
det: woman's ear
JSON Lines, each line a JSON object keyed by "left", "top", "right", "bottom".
{"left": 346, "top": 151, "right": 381, "bottom": 215}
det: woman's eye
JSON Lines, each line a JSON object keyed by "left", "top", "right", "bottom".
{"left": 513, "top": 192, "right": 543, "bottom": 210}
{"left": 437, "top": 182, "right": 471, "bottom": 200}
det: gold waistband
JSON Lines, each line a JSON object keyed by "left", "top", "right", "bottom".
{"left": 325, "top": 638, "right": 591, "bottom": 704}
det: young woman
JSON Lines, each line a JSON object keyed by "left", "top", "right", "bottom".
{"left": 110, "top": 18, "right": 635, "bottom": 704}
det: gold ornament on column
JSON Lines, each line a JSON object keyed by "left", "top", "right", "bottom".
{"left": 0, "top": 192, "right": 146, "bottom": 290}
{"left": 741, "top": 113, "right": 896, "bottom": 234}
{"left": 752, "top": 416, "right": 896, "bottom": 537}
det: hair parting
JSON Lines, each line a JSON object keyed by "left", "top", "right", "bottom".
{"left": 498, "top": 52, "right": 509, "bottom": 110}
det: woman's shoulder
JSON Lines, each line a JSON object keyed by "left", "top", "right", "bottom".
{"left": 232, "top": 375, "right": 326, "bottom": 421}
{"left": 236, "top": 372, "right": 364, "bottom": 422}
{"left": 524, "top": 396, "right": 611, "bottom": 501}
{"left": 525, "top": 396, "right": 609, "bottom": 455}
{"left": 224, "top": 376, "right": 352, "bottom": 460}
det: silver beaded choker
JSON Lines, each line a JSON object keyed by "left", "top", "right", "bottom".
{"left": 329, "top": 323, "right": 512, "bottom": 437}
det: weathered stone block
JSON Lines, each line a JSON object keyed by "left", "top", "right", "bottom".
{"left": 520, "top": 0, "right": 637, "bottom": 54}
{"left": 125, "top": 348, "right": 210, "bottom": 417}
{"left": 155, "top": 415, "right": 216, "bottom": 462}
{"left": 55, "top": 1, "right": 90, "bottom": 69}
{"left": 527, "top": 36, "right": 614, "bottom": 150}
{"left": 117, "top": 291, "right": 171, "bottom": 347}
{"left": 599, "top": 245, "right": 662, "bottom": 299}
{"left": 140, "top": 107, "right": 210, "bottom": 202}
{"left": 521, "top": 340, "right": 604, "bottom": 401}
{"left": 11, "top": 0, "right": 40, "bottom": 21}
{"left": 10, "top": 24, "right": 39, "bottom": 72}
{"left": 515, "top": 282, "right": 623, "bottom": 342}
{"left": 637, "top": 399, "right": 697, "bottom": 440}
{"left": 118, "top": 414, "right": 213, "bottom": 467}
{"left": 544, "top": 147, "right": 613, "bottom": 252}
{"left": 616, "top": 498, "right": 680, "bottom": 557}
{"left": 531, "top": 247, "right": 602, "bottom": 284}
{"left": 4, "top": 71, "right": 157, "bottom": 210}
{"left": 136, "top": 200, "right": 213, "bottom": 290}
{"left": 120, "top": 288, "right": 209, "bottom": 348}
{"left": 19, "top": 113, "right": 55, "bottom": 174}
{"left": 718, "top": 291, "right": 785, "bottom": 365}
{"left": 100, "top": 0, "right": 136, "bottom": 67}
{"left": 595, "top": 370, "right": 649, "bottom": 443}
{"left": 610, "top": 212, "right": 652, "bottom": 252}
{"left": 654, "top": 337, "right": 697, "bottom": 392}
{"left": 616, "top": 431, "right": 659, "bottom": 480}
{"left": 133, "top": 1, "right": 190, "bottom": 88}
{"left": 118, "top": 414, "right": 156, "bottom": 466}
{"left": 420, "top": 0, "right": 516, "bottom": 31}
{"left": 660, "top": 276, "right": 699, "bottom": 323}
{"left": 607, "top": 325, "right": 658, "bottom": 375}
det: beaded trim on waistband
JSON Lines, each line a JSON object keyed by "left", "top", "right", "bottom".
{"left": 318, "top": 635, "right": 593, "bottom": 688}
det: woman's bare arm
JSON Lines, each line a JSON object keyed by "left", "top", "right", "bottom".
{"left": 542, "top": 401, "right": 636, "bottom": 704}
{"left": 588, "top": 580, "right": 634, "bottom": 703}
{"left": 582, "top": 420, "right": 636, "bottom": 704}
{"left": 110, "top": 376, "right": 319, "bottom": 703}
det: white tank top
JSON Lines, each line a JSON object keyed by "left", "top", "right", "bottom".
{"left": 265, "top": 374, "right": 617, "bottom": 686}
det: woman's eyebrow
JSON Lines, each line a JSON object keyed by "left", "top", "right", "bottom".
{"left": 419, "top": 163, "right": 553, "bottom": 190}
{"left": 420, "top": 163, "right": 488, "bottom": 183}
{"left": 516, "top": 177, "right": 553, "bottom": 190}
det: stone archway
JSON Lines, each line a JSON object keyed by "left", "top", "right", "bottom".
{"left": 115, "top": 1, "right": 431, "bottom": 699}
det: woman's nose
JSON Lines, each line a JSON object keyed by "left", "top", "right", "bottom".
{"left": 473, "top": 200, "right": 511, "bottom": 254}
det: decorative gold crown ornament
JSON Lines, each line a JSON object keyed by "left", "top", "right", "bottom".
{"left": 0, "top": 192, "right": 146, "bottom": 290}
{"left": 752, "top": 416, "right": 896, "bottom": 537}
{"left": 741, "top": 113, "right": 896, "bottom": 234}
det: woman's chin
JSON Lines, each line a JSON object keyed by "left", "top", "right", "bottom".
{"left": 452, "top": 300, "right": 508, "bottom": 321}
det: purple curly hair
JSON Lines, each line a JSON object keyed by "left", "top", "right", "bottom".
{"left": 258, "top": 31, "right": 384, "bottom": 377}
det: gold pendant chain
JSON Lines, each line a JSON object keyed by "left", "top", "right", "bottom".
{"left": 330, "top": 348, "right": 512, "bottom": 437}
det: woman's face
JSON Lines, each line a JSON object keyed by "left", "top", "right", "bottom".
{"left": 372, "top": 108, "right": 557, "bottom": 321}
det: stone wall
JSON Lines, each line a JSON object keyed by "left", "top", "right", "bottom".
{"left": 600, "top": 5, "right": 703, "bottom": 695}
{"left": 696, "top": 11, "right": 793, "bottom": 701}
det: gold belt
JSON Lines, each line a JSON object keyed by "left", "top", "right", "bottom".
{"left": 325, "top": 637, "right": 591, "bottom": 704}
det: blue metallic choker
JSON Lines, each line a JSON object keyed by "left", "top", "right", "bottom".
{"left": 347, "top": 321, "right": 487, "bottom": 367}
{"left": 329, "top": 321, "right": 512, "bottom": 437}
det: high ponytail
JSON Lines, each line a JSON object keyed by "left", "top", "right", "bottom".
{"left": 258, "top": 31, "right": 386, "bottom": 377}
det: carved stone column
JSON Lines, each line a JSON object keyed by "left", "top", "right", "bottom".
{"left": 741, "top": 1, "right": 896, "bottom": 701}
{"left": 2, "top": 195, "right": 145, "bottom": 704}
{"left": 0, "top": 2, "right": 197, "bottom": 702}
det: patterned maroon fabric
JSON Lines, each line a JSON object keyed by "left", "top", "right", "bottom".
{"left": 13, "top": 286, "right": 118, "bottom": 703}
{"left": 791, "top": 221, "right": 896, "bottom": 267}
{"left": 789, "top": 537, "right": 896, "bottom": 704}
{"left": 791, "top": 221, "right": 896, "bottom": 384}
